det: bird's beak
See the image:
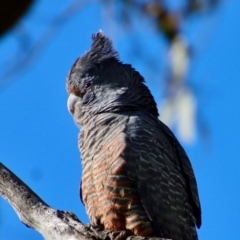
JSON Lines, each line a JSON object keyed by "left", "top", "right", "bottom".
{"left": 67, "top": 94, "right": 79, "bottom": 114}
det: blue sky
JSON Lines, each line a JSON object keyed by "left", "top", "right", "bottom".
{"left": 0, "top": 1, "right": 240, "bottom": 239}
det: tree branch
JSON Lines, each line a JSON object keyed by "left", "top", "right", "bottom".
{"left": 0, "top": 162, "right": 170, "bottom": 240}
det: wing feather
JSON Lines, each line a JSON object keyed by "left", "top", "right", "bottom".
{"left": 124, "top": 112, "right": 201, "bottom": 240}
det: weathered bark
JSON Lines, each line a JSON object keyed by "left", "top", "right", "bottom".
{"left": 0, "top": 162, "right": 170, "bottom": 240}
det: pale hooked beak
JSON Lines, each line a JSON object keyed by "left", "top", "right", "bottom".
{"left": 67, "top": 94, "right": 79, "bottom": 114}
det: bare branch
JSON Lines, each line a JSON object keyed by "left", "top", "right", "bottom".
{"left": 0, "top": 162, "right": 170, "bottom": 240}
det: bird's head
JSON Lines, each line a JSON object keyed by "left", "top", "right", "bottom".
{"left": 66, "top": 31, "right": 158, "bottom": 126}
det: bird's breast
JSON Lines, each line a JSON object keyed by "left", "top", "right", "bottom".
{"left": 79, "top": 114, "right": 154, "bottom": 236}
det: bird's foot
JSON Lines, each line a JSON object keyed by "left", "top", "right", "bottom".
{"left": 109, "top": 230, "right": 132, "bottom": 240}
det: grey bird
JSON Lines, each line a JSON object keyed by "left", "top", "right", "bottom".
{"left": 66, "top": 32, "right": 201, "bottom": 240}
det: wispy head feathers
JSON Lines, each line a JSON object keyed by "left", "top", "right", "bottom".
{"left": 80, "top": 31, "right": 119, "bottom": 65}
{"left": 67, "top": 31, "right": 159, "bottom": 118}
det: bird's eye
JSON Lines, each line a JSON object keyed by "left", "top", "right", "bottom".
{"left": 84, "top": 82, "right": 92, "bottom": 89}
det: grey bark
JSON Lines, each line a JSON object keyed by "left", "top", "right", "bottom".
{"left": 0, "top": 162, "right": 170, "bottom": 240}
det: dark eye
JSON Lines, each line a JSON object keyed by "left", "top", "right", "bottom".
{"left": 84, "top": 82, "right": 92, "bottom": 89}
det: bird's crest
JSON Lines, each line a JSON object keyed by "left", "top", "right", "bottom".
{"left": 80, "top": 31, "right": 119, "bottom": 65}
